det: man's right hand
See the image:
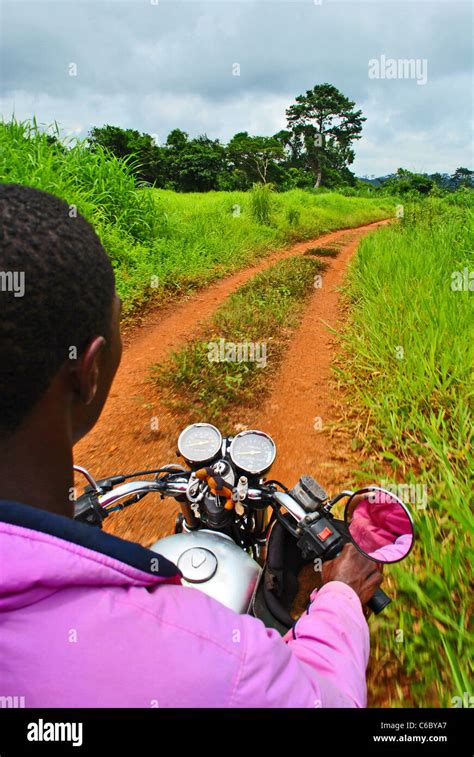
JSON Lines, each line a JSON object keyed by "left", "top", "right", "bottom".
{"left": 321, "top": 543, "right": 383, "bottom": 607}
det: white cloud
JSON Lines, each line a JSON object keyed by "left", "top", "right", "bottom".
{"left": 1, "top": 0, "right": 472, "bottom": 175}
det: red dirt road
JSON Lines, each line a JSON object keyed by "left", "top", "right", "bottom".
{"left": 74, "top": 219, "right": 391, "bottom": 546}
{"left": 249, "top": 219, "right": 392, "bottom": 496}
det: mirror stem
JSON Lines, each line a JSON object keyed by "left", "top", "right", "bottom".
{"left": 325, "top": 490, "right": 354, "bottom": 511}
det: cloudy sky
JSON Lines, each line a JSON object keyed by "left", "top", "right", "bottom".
{"left": 1, "top": 0, "right": 472, "bottom": 176}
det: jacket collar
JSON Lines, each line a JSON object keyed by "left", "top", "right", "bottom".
{"left": 0, "top": 499, "right": 181, "bottom": 579}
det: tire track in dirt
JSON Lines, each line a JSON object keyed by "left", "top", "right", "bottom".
{"left": 247, "top": 219, "right": 392, "bottom": 496}
{"left": 74, "top": 219, "right": 391, "bottom": 545}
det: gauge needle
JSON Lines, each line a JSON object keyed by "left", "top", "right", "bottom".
{"left": 187, "top": 440, "right": 214, "bottom": 446}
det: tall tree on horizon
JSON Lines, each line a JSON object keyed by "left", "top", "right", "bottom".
{"left": 286, "top": 83, "right": 366, "bottom": 187}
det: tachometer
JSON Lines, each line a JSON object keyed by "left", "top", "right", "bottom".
{"left": 229, "top": 430, "right": 276, "bottom": 475}
{"left": 177, "top": 423, "right": 223, "bottom": 464}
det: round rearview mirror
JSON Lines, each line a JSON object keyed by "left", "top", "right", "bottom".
{"left": 344, "top": 487, "right": 414, "bottom": 564}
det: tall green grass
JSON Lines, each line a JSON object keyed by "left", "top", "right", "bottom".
{"left": 339, "top": 199, "right": 473, "bottom": 706}
{"left": 0, "top": 118, "right": 156, "bottom": 241}
{"left": 0, "top": 119, "right": 394, "bottom": 317}
{"left": 249, "top": 183, "right": 274, "bottom": 225}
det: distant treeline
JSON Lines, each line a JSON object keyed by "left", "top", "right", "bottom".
{"left": 82, "top": 125, "right": 473, "bottom": 196}
{"left": 360, "top": 167, "right": 474, "bottom": 194}
{"left": 38, "top": 79, "right": 472, "bottom": 196}
{"left": 82, "top": 83, "right": 368, "bottom": 192}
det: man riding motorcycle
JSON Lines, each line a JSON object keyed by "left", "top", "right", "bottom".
{"left": 0, "top": 184, "right": 383, "bottom": 708}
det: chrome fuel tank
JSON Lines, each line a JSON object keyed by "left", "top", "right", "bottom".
{"left": 149, "top": 529, "right": 262, "bottom": 614}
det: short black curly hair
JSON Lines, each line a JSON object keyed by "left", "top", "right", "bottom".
{"left": 0, "top": 184, "right": 115, "bottom": 438}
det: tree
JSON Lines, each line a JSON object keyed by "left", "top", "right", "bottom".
{"left": 227, "top": 132, "right": 285, "bottom": 184}
{"left": 429, "top": 172, "right": 451, "bottom": 191}
{"left": 382, "top": 168, "right": 435, "bottom": 195}
{"left": 88, "top": 125, "right": 165, "bottom": 185}
{"left": 286, "top": 84, "right": 366, "bottom": 188}
{"left": 274, "top": 129, "right": 303, "bottom": 166}
{"left": 164, "top": 131, "right": 226, "bottom": 192}
{"left": 165, "top": 128, "right": 189, "bottom": 151}
{"left": 450, "top": 167, "right": 474, "bottom": 190}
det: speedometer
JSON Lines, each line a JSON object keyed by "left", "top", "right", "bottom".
{"left": 229, "top": 430, "right": 276, "bottom": 475}
{"left": 177, "top": 423, "right": 222, "bottom": 464}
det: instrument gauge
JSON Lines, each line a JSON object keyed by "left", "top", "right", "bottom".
{"left": 229, "top": 430, "right": 276, "bottom": 475}
{"left": 177, "top": 423, "right": 222, "bottom": 464}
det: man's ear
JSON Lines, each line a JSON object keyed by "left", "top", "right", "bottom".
{"left": 71, "top": 337, "right": 106, "bottom": 405}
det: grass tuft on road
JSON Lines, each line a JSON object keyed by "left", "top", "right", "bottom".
{"left": 151, "top": 256, "right": 324, "bottom": 430}
{"left": 304, "top": 245, "right": 340, "bottom": 257}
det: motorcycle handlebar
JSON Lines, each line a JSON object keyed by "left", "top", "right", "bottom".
{"left": 367, "top": 587, "right": 392, "bottom": 614}
{"left": 98, "top": 478, "right": 189, "bottom": 508}
{"left": 96, "top": 475, "right": 304, "bottom": 518}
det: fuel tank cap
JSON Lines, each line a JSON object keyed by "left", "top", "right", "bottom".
{"left": 177, "top": 547, "right": 218, "bottom": 583}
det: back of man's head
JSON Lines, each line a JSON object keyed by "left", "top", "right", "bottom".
{"left": 0, "top": 183, "right": 115, "bottom": 439}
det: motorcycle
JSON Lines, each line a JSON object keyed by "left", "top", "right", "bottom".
{"left": 74, "top": 423, "right": 415, "bottom": 634}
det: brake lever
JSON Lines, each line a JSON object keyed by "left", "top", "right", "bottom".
{"left": 94, "top": 475, "right": 126, "bottom": 492}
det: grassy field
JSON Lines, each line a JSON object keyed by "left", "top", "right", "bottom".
{"left": 0, "top": 119, "right": 394, "bottom": 316}
{"left": 338, "top": 198, "right": 473, "bottom": 706}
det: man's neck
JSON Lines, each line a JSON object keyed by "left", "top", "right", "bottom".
{"left": 0, "top": 415, "right": 74, "bottom": 518}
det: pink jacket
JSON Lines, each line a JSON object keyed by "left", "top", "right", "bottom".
{"left": 350, "top": 493, "right": 412, "bottom": 554}
{"left": 0, "top": 501, "right": 369, "bottom": 708}
{"left": 368, "top": 533, "right": 413, "bottom": 562}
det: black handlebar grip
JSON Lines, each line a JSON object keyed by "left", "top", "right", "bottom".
{"left": 367, "top": 588, "right": 391, "bottom": 615}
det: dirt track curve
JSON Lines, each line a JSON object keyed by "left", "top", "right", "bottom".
{"left": 75, "top": 218, "right": 391, "bottom": 546}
